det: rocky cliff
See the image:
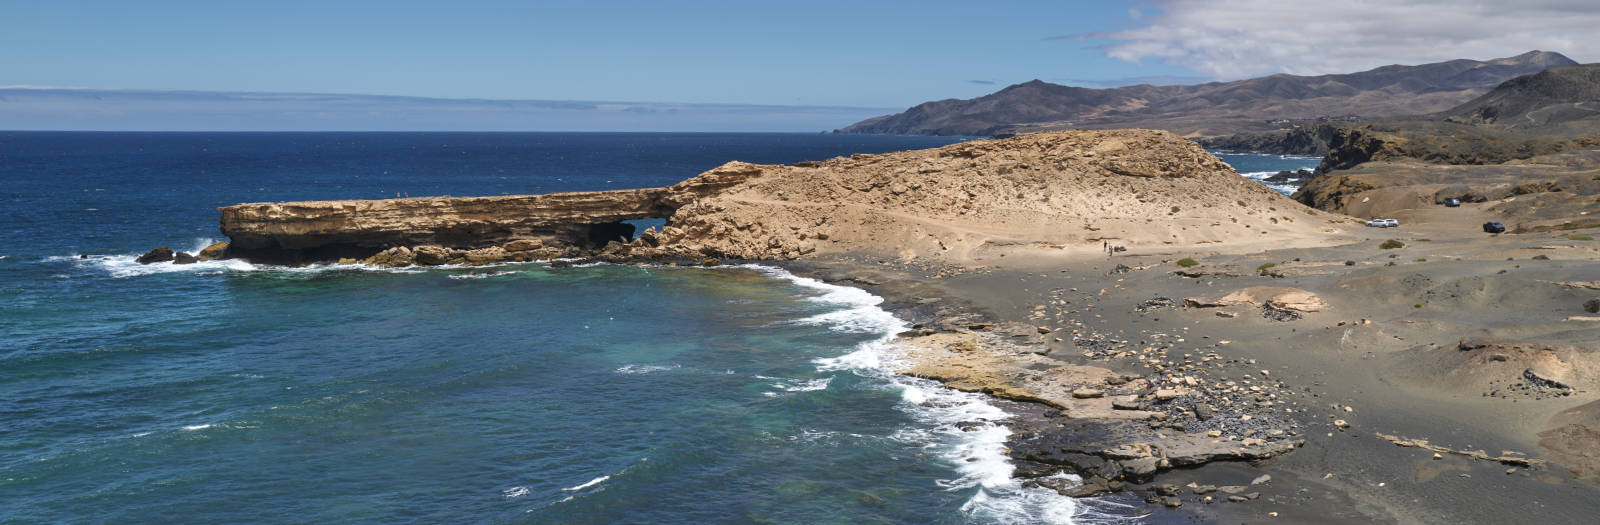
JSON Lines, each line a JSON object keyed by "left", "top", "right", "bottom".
{"left": 209, "top": 129, "right": 1349, "bottom": 267}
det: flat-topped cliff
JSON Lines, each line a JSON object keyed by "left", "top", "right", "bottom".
{"left": 206, "top": 129, "right": 1350, "bottom": 266}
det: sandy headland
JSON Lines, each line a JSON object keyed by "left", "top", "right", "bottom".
{"left": 154, "top": 129, "right": 1600, "bottom": 523}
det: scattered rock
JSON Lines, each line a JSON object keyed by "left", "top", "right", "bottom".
{"left": 197, "top": 241, "right": 229, "bottom": 261}
{"left": 172, "top": 252, "right": 198, "bottom": 265}
{"left": 1251, "top": 474, "right": 1272, "bottom": 485}
{"left": 136, "top": 247, "right": 174, "bottom": 264}
{"left": 1072, "top": 388, "right": 1106, "bottom": 399}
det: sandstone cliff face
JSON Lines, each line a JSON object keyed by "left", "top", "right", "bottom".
{"left": 214, "top": 129, "right": 1348, "bottom": 266}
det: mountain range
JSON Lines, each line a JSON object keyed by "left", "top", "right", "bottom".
{"left": 839, "top": 51, "right": 1577, "bottom": 138}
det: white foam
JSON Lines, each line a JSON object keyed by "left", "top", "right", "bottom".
{"left": 746, "top": 264, "right": 1095, "bottom": 524}
{"left": 503, "top": 486, "right": 531, "bottom": 498}
{"left": 181, "top": 424, "right": 213, "bottom": 431}
{"left": 777, "top": 377, "right": 832, "bottom": 392}
{"left": 561, "top": 475, "right": 610, "bottom": 492}
{"left": 447, "top": 270, "right": 517, "bottom": 280}
{"left": 614, "top": 363, "right": 680, "bottom": 375}
{"left": 1237, "top": 170, "right": 1305, "bottom": 196}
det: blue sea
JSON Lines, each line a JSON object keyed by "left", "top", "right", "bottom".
{"left": 0, "top": 132, "right": 1305, "bottom": 524}
{"left": 1211, "top": 152, "right": 1322, "bottom": 195}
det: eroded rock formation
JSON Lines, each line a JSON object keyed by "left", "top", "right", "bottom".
{"left": 208, "top": 129, "right": 1347, "bottom": 266}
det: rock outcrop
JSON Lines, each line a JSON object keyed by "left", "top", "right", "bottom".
{"left": 207, "top": 129, "right": 1347, "bottom": 266}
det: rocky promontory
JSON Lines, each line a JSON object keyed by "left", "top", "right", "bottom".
{"left": 201, "top": 129, "right": 1349, "bottom": 268}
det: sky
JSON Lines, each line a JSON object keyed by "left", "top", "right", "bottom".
{"left": 1, "top": 0, "right": 1596, "bottom": 131}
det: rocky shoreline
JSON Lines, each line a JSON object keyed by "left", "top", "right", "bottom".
{"left": 137, "top": 128, "right": 1600, "bottom": 522}
{"left": 782, "top": 258, "right": 1317, "bottom": 512}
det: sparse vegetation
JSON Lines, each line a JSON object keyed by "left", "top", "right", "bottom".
{"left": 1414, "top": 258, "right": 1427, "bottom": 262}
{"left": 1380, "top": 239, "right": 1406, "bottom": 249}
{"left": 1414, "top": 303, "right": 1423, "bottom": 308}
{"left": 1569, "top": 235, "right": 1594, "bottom": 241}
{"left": 1177, "top": 258, "right": 1200, "bottom": 267}
{"left": 1345, "top": 260, "right": 1356, "bottom": 266}
{"left": 1170, "top": 206, "right": 1181, "bottom": 214}
{"left": 1257, "top": 262, "right": 1278, "bottom": 275}
{"left": 1416, "top": 238, "right": 1432, "bottom": 242}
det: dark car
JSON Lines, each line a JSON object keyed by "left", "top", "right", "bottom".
{"left": 1483, "top": 221, "right": 1506, "bottom": 233}
{"left": 1444, "top": 198, "right": 1461, "bottom": 207}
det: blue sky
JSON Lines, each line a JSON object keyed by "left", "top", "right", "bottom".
{"left": 3, "top": 1, "right": 1594, "bottom": 130}
{"left": 0, "top": 0, "right": 1178, "bottom": 107}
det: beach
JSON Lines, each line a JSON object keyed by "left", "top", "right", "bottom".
{"left": 782, "top": 197, "right": 1600, "bottom": 523}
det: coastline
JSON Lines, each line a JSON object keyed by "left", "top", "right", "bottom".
{"left": 125, "top": 129, "right": 1600, "bottom": 523}
{"left": 776, "top": 221, "right": 1600, "bottom": 524}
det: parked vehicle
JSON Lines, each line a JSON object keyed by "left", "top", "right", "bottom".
{"left": 1483, "top": 221, "right": 1506, "bottom": 233}
{"left": 1444, "top": 198, "right": 1461, "bottom": 207}
{"left": 1365, "top": 219, "right": 1400, "bottom": 228}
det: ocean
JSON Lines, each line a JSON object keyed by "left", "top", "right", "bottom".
{"left": 1212, "top": 152, "right": 1322, "bottom": 195}
{"left": 0, "top": 132, "right": 1305, "bottom": 524}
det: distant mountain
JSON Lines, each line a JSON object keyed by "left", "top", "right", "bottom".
{"left": 0, "top": 88, "right": 896, "bottom": 132}
{"left": 1443, "top": 63, "right": 1600, "bottom": 126}
{"left": 839, "top": 51, "right": 1577, "bottom": 137}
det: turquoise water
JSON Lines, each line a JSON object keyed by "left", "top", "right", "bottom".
{"left": 0, "top": 133, "right": 1104, "bottom": 523}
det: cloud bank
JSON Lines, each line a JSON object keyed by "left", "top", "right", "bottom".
{"left": 1065, "top": 0, "right": 1599, "bottom": 79}
{"left": 0, "top": 88, "right": 894, "bottom": 132}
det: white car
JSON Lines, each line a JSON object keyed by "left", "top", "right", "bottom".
{"left": 1365, "top": 219, "right": 1399, "bottom": 228}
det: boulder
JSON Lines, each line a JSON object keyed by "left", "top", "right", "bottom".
{"left": 197, "top": 241, "right": 230, "bottom": 261}
{"left": 1585, "top": 298, "right": 1600, "bottom": 314}
{"left": 502, "top": 239, "right": 543, "bottom": 252}
{"left": 1072, "top": 388, "right": 1106, "bottom": 399}
{"left": 366, "top": 246, "right": 414, "bottom": 266}
{"left": 463, "top": 246, "right": 509, "bottom": 264}
{"left": 413, "top": 245, "right": 451, "bottom": 265}
{"left": 136, "top": 247, "right": 174, "bottom": 264}
{"left": 172, "top": 252, "right": 199, "bottom": 265}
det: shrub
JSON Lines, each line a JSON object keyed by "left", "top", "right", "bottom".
{"left": 1414, "top": 303, "right": 1423, "bottom": 308}
{"left": 1177, "top": 258, "right": 1200, "bottom": 267}
{"left": 1170, "top": 206, "right": 1181, "bottom": 214}
{"left": 1414, "top": 258, "right": 1427, "bottom": 262}
{"left": 1257, "top": 262, "right": 1278, "bottom": 275}
{"left": 1380, "top": 240, "right": 1405, "bottom": 249}
{"left": 1344, "top": 260, "right": 1356, "bottom": 266}
{"left": 1570, "top": 235, "right": 1595, "bottom": 241}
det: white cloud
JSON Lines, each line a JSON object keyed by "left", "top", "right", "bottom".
{"left": 1071, "top": 0, "right": 1598, "bottom": 79}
